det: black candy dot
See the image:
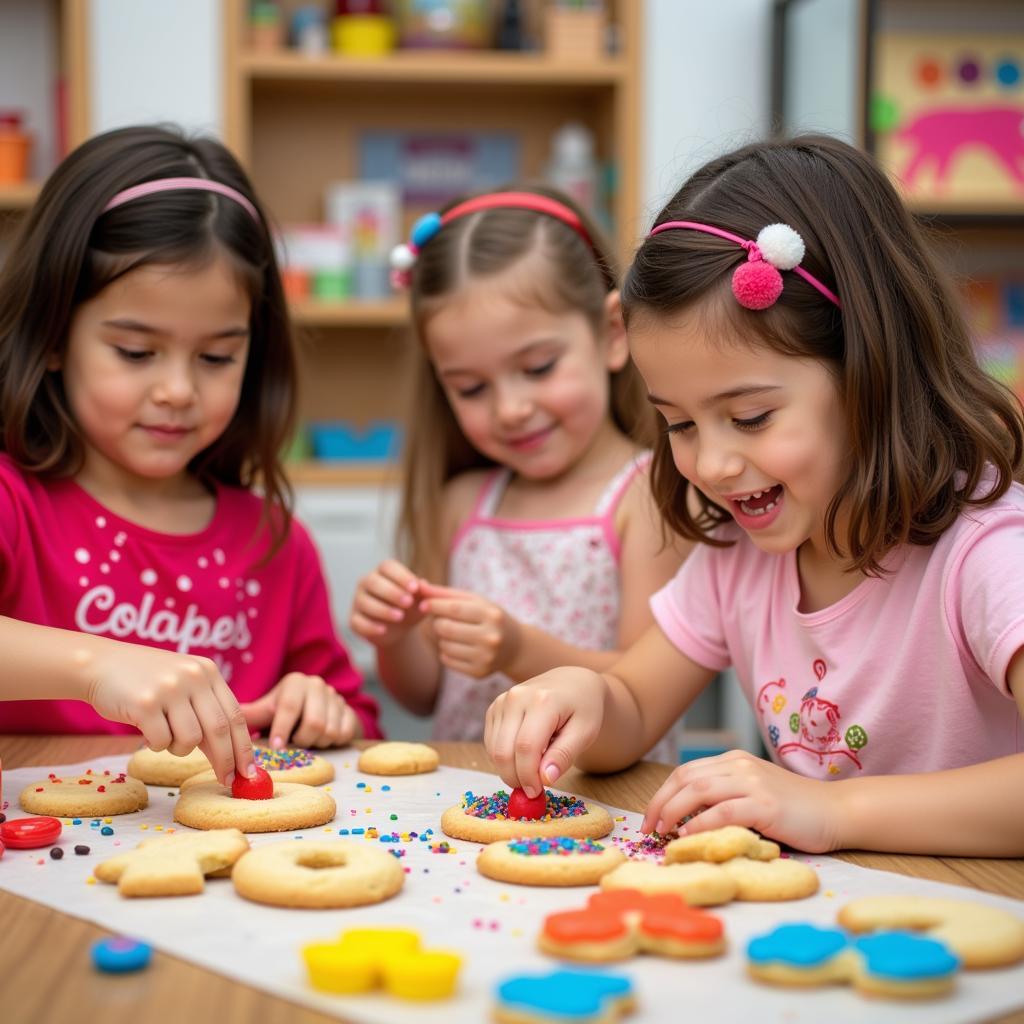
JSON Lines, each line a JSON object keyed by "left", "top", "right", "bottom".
{"left": 49, "top": 847, "right": 64, "bottom": 860}
{"left": 74, "top": 844, "right": 90, "bottom": 855}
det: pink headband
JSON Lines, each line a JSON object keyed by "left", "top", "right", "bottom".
{"left": 648, "top": 220, "right": 840, "bottom": 310}
{"left": 103, "top": 177, "right": 260, "bottom": 224}
{"left": 390, "top": 191, "right": 595, "bottom": 288}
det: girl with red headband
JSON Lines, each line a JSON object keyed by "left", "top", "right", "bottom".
{"left": 350, "top": 186, "right": 689, "bottom": 755}
{"left": 484, "top": 136, "right": 1024, "bottom": 858}
{"left": 0, "top": 126, "right": 381, "bottom": 784}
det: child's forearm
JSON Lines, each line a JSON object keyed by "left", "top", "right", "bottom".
{"left": 572, "top": 670, "right": 651, "bottom": 774}
{"left": 375, "top": 625, "right": 443, "bottom": 717}
{"left": 837, "top": 753, "right": 1024, "bottom": 857}
{"left": 0, "top": 616, "right": 106, "bottom": 702}
{"left": 504, "top": 622, "right": 621, "bottom": 683}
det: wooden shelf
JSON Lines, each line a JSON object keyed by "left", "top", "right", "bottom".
{"left": 287, "top": 460, "right": 399, "bottom": 488}
{"left": 906, "top": 197, "right": 1024, "bottom": 221}
{"left": 289, "top": 297, "right": 409, "bottom": 328}
{"left": 239, "top": 49, "right": 627, "bottom": 87}
{"left": 0, "top": 180, "right": 41, "bottom": 209}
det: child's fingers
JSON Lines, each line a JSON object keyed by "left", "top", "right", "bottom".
{"left": 349, "top": 611, "right": 389, "bottom": 640}
{"left": 671, "top": 797, "right": 762, "bottom": 838}
{"left": 134, "top": 711, "right": 173, "bottom": 756}
{"left": 513, "top": 704, "right": 566, "bottom": 800}
{"left": 360, "top": 575, "right": 416, "bottom": 612}
{"left": 354, "top": 591, "right": 408, "bottom": 623}
{"left": 648, "top": 774, "right": 750, "bottom": 835}
{"left": 318, "top": 694, "right": 345, "bottom": 747}
{"left": 267, "top": 673, "right": 309, "bottom": 749}
{"left": 416, "top": 580, "right": 468, "bottom": 599}
{"left": 486, "top": 696, "right": 527, "bottom": 790}
{"left": 165, "top": 701, "right": 204, "bottom": 758}
{"left": 378, "top": 559, "right": 421, "bottom": 591}
{"left": 420, "top": 596, "right": 481, "bottom": 622}
{"left": 190, "top": 689, "right": 238, "bottom": 786}
{"left": 212, "top": 678, "right": 256, "bottom": 781}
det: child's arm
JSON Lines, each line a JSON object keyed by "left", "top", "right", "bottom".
{"left": 640, "top": 660, "right": 1024, "bottom": 857}
{"left": 0, "top": 615, "right": 255, "bottom": 785}
{"left": 485, "top": 624, "right": 716, "bottom": 797}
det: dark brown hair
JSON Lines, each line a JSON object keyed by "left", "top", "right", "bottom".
{"left": 399, "top": 184, "right": 655, "bottom": 579}
{"left": 0, "top": 124, "right": 296, "bottom": 551}
{"left": 622, "top": 134, "right": 1024, "bottom": 575}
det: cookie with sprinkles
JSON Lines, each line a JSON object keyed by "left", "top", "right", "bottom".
{"left": 179, "top": 745, "right": 335, "bottom": 791}
{"left": 126, "top": 746, "right": 212, "bottom": 787}
{"left": 441, "top": 790, "right": 613, "bottom": 844}
{"left": 20, "top": 771, "right": 148, "bottom": 817}
{"left": 477, "top": 836, "right": 626, "bottom": 886}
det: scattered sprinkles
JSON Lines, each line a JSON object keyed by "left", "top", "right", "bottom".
{"left": 610, "top": 830, "right": 672, "bottom": 860}
{"left": 507, "top": 837, "right": 605, "bottom": 856}
{"left": 254, "top": 746, "right": 315, "bottom": 771}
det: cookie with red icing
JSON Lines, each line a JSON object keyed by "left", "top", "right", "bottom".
{"left": 20, "top": 770, "right": 148, "bottom": 817}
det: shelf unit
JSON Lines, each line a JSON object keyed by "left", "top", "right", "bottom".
{"left": 222, "top": 0, "right": 642, "bottom": 488}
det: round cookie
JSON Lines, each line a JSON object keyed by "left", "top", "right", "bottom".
{"left": 233, "top": 839, "right": 404, "bottom": 908}
{"left": 20, "top": 770, "right": 148, "bottom": 817}
{"left": 180, "top": 745, "right": 335, "bottom": 790}
{"left": 441, "top": 790, "right": 613, "bottom": 844}
{"left": 477, "top": 837, "right": 626, "bottom": 887}
{"left": 173, "top": 781, "right": 335, "bottom": 833}
{"left": 357, "top": 741, "right": 439, "bottom": 776}
{"left": 838, "top": 895, "right": 1024, "bottom": 969}
{"left": 126, "top": 747, "right": 212, "bottom": 787}
{"left": 599, "top": 861, "right": 738, "bottom": 907}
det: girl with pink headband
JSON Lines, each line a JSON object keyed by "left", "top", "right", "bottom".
{"left": 0, "top": 125, "right": 381, "bottom": 781}
{"left": 484, "top": 135, "right": 1024, "bottom": 860}
{"left": 351, "top": 185, "right": 690, "bottom": 756}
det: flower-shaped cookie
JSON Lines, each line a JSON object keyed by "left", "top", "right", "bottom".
{"left": 494, "top": 968, "right": 635, "bottom": 1024}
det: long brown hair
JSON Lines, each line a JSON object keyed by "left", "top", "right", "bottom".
{"left": 623, "top": 134, "right": 1024, "bottom": 575}
{"left": 398, "top": 184, "right": 654, "bottom": 579}
{"left": 0, "top": 124, "right": 296, "bottom": 551}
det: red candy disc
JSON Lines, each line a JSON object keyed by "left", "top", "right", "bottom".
{"left": 0, "top": 816, "right": 63, "bottom": 849}
{"left": 507, "top": 787, "right": 547, "bottom": 820}
{"left": 231, "top": 765, "right": 274, "bottom": 800}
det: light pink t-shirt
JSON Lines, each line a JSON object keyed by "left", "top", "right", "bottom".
{"left": 0, "top": 455, "right": 381, "bottom": 738}
{"left": 651, "top": 480, "right": 1024, "bottom": 780}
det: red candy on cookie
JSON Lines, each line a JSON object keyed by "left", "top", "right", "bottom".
{"left": 231, "top": 765, "right": 274, "bottom": 800}
{"left": 507, "top": 787, "right": 547, "bottom": 820}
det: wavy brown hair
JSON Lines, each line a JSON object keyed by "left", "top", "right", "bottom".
{"left": 0, "top": 124, "right": 296, "bottom": 552}
{"left": 399, "top": 184, "right": 655, "bottom": 580}
{"left": 622, "top": 134, "right": 1024, "bottom": 575}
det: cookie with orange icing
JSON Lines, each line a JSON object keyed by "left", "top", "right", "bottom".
{"left": 538, "top": 887, "right": 726, "bottom": 962}
{"left": 441, "top": 789, "right": 613, "bottom": 844}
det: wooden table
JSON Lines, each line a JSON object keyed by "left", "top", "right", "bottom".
{"left": 2, "top": 735, "right": 1022, "bottom": 1024}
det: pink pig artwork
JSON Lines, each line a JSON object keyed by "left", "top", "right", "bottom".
{"left": 896, "top": 105, "right": 1024, "bottom": 191}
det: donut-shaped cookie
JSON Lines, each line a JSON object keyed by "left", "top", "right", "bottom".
{"left": 126, "top": 747, "right": 212, "bottom": 787}
{"left": 233, "top": 839, "right": 405, "bottom": 908}
{"left": 838, "top": 895, "right": 1024, "bottom": 969}
{"left": 173, "top": 781, "right": 335, "bottom": 833}
{"left": 477, "top": 837, "right": 626, "bottom": 887}
{"left": 20, "top": 770, "right": 148, "bottom": 817}
{"left": 357, "top": 741, "right": 439, "bottom": 776}
{"left": 442, "top": 790, "right": 613, "bottom": 844}
{"left": 180, "top": 745, "right": 335, "bottom": 790}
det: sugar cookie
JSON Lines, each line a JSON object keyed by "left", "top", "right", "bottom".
{"left": 720, "top": 856, "right": 819, "bottom": 901}
{"left": 441, "top": 789, "right": 613, "bottom": 844}
{"left": 599, "top": 860, "right": 737, "bottom": 907}
{"left": 539, "top": 888, "right": 726, "bottom": 962}
{"left": 233, "top": 840, "right": 404, "bottom": 908}
{"left": 838, "top": 895, "right": 1024, "bottom": 969}
{"left": 494, "top": 969, "right": 636, "bottom": 1024}
{"left": 94, "top": 828, "right": 249, "bottom": 896}
{"left": 357, "top": 741, "right": 439, "bottom": 776}
{"left": 126, "top": 747, "right": 211, "bottom": 787}
{"left": 665, "top": 825, "right": 779, "bottom": 863}
{"left": 20, "top": 770, "right": 148, "bottom": 817}
{"left": 747, "top": 922, "right": 960, "bottom": 999}
{"left": 180, "top": 745, "right": 335, "bottom": 790}
{"left": 173, "top": 781, "right": 335, "bottom": 833}
{"left": 477, "top": 836, "right": 625, "bottom": 887}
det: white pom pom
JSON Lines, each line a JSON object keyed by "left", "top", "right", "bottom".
{"left": 389, "top": 243, "right": 416, "bottom": 272}
{"left": 756, "top": 223, "right": 805, "bottom": 270}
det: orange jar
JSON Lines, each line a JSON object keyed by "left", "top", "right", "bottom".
{"left": 0, "top": 111, "right": 31, "bottom": 184}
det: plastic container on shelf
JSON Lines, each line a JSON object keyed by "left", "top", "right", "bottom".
{"left": 544, "top": 121, "right": 599, "bottom": 217}
{"left": 290, "top": 6, "right": 329, "bottom": 54}
{"left": 332, "top": 0, "right": 396, "bottom": 56}
{"left": 249, "top": 1, "right": 285, "bottom": 51}
{"left": 393, "top": 0, "right": 493, "bottom": 49}
{"left": 309, "top": 420, "right": 403, "bottom": 462}
{"left": 0, "top": 111, "right": 32, "bottom": 184}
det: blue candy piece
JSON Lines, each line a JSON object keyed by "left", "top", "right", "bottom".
{"left": 410, "top": 211, "right": 443, "bottom": 249}
{"left": 747, "top": 923, "right": 849, "bottom": 967}
{"left": 496, "top": 969, "right": 633, "bottom": 1020}
{"left": 91, "top": 936, "right": 152, "bottom": 973}
{"left": 854, "top": 931, "right": 960, "bottom": 980}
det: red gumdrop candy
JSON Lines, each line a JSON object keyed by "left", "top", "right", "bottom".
{"left": 231, "top": 765, "right": 274, "bottom": 800}
{"left": 507, "top": 786, "right": 547, "bottom": 820}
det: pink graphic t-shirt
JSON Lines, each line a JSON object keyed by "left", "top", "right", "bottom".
{"left": 0, "top": 455, "right": 381, "bottom": 738}
{"left": 651, "top": 478, "right": 1024, "bottom": 780}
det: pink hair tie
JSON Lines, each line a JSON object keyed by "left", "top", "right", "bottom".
{"left": 103, "top": 176, "right": 260, "bottom": 224}
{"left": 648, "top": 220, "right": 840, "bottom": 310}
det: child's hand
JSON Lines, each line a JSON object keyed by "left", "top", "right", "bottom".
{"left": 87, "top": 645, "right": 254, "bottom": 787}
{"left": 350, "top": 560, "right": 425, "bottom": 648}
{"left": 239, "top": 672, "right": 359, "bottom": 749}
{"left": 484, "top": 668, "right": 606, "bottom": 798}
{"left": 417, "top": 582, "right": 521, "bottom": 678}
{"left": 640, "top": 750, "right": 843, "bottom": 854}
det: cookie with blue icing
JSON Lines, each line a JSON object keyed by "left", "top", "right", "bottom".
{"left": 494, "top": 968, "right": 635, "bottom": 1023}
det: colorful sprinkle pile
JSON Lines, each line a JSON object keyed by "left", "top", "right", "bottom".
{"left": 460, "top": 790, "right": 588, "bottom": 821}
{"left": 610, "top": 831, "right": 672, "bottom": 859}
{"left": 254, "top": 747, "right": 315, "bottom": 770}
{"left": 508, "top": 837, "right": 604, "bottom": 856}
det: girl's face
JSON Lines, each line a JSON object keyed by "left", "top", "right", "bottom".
{"left": 424, "top": 271, "right": 627, "bottom": 481}
{"left": 628, "top": 307, "right": 847, "bottom": 558}
{"left": 57, "top": 252, "right": 251, "bottom": 496}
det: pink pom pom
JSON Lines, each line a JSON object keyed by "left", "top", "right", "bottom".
{"left": 732, "top": 260, "right": 783, "bottom": 310}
